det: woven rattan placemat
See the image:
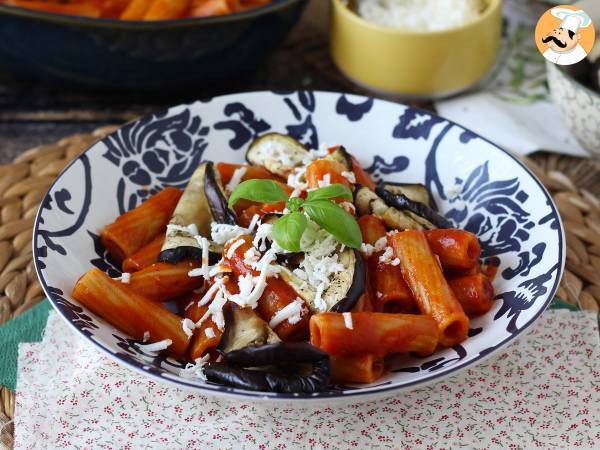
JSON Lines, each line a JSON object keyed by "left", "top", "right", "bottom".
{"left": 0, "top": 127, "right": 598, "bottom": 449}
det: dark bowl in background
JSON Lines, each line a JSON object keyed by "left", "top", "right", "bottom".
{"left": 0, "top": 0, "right": 307, "bottom": 89}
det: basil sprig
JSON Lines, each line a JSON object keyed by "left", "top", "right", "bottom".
{"left": 229, "top": 179, "right": 361, "bottom": 251}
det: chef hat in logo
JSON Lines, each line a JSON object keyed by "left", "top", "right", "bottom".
{"left": 550, "top": 8, "right": 592, "bottom": 33}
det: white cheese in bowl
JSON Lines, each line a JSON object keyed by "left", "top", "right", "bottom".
{"left": 355, "top": 0, "right": 484, "bottom": 32}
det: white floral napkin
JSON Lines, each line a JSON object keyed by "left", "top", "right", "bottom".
{"left": 14, "top": 309, "right": 600, "bottom": 450}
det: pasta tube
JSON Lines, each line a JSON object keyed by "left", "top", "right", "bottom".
{"left": 101, "top": 187, "right": 181, "bottom": 261}
{"left": 425, "top": 229, "right": 481, "bottom": 270}
{"left": 72, "top": 268, "right": 190, "bottom": 358}
{"left": 389, "top": 230, "right": 469, "bottom": 347}
{"left": 127, "top": 261, "right": 204, "bottom": 302}
{"left": 310, "top": 312, "right": 438, "bottom": 357}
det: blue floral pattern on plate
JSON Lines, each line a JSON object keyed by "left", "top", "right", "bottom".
{"left": 33, "top": 91, "right": 564, "bottom": 402}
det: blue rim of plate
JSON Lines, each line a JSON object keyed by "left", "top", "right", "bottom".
{"left": 32, "top": 90, "right": 565, "bottom": 401}
{"left": 0, "top": 0, "right": 301, "bottom": 29}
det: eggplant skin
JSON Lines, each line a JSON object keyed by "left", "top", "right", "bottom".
{"left": 382, "top": 182, "right": 433, "bottom": 209}
{"left": 159, "top": 246, "right": 202, "bottom": 262}
{"left": 330, "top": 249, "right": 365, "bottom": 313}
{"left": 205, "top": 161, "right": 237, "bottom": 225}
{"left": 325, "top": 146, "right": 353, "bottom": 171}
{"left": 204, "top": 342, "right": 331, "bottom": 393}
{"left": 376, "top": 187, "right": 453, "bottom": 229}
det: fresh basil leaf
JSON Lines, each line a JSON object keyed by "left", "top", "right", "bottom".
{"left": 286, "top": 197, "right": 305, "bottom": 213}
{"left": 228, "top": 179, "right": 289, "bottom": 208}
{"left": 303, "top": 200, "right": 362, "bottom": 248}
{"left": 272, "top": 211, "right": 307, "bottom": 252}
{"left": 306, "top": 184, "right": 353, "bottom": 202}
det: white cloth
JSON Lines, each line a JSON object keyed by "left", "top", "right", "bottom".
{"left": 543, "top": 44, "right": 588, "bottom": 65}
{"left": 435, "top": 0, "right": 589, "bottom": 157}
{"left": 13, "top": 309, "right": 600, "bottom": 449}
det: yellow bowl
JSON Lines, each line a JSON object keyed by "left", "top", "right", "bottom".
{"left": 330, "top": 0, "right": 502, "bottom": 98}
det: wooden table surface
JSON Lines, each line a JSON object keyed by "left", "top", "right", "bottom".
{"left": 0, "top": 1, "right": 395, "bottom": 164}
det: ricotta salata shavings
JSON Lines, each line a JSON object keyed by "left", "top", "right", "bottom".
{"left": 317, "top": 173, "right": 331, "bottom": 188}
{"left": 229, "top": 249, "right": 278, "bottom": 309}
{"left": 269, "top": 298, "right": 305, "bottom": 329}
{"left": 204, "top": 327, "right": 216, "bottom": 339}
{"left": 379, "top": 246, "right": 395, "bottom": 263}
{"left": 225, "top": 166, "right": 247, "bottom": 194}
{"left": 342, "top": 312, "right": 354, "bottom": 330}
{"left": 120, "top": 272, "right": 131, "bottom": 284}
{"left": 182, "top": 318, "right": 195, "bottom": 337}
{"left": 198, "top": 277, "right": 226, "bottom": 306}
{"left": 292, "top": 221, "right": 344, "bottom": 311}
{"left": 136, "top": 339, "right": 172, "bottom": 353}
{"left": 252, "top": 223, "right": 273, "bottom": 252}
{"left": 341, "top": 171, "right": 356, "bottom": 183}
{"left": 356, "top": 0, "right": 484, "bottom": 32}
{"left": 210, "top": 222, "right": 250, "bottom": 245}
{"left": 179, "top": 354, "right": 210, "bottom": 381}
{"left": 226, "top": 238, "right": 246, "bottom": 259}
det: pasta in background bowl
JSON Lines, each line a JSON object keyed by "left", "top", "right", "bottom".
{"left": 33, "top": 91, "right": 565, "bottom": 402}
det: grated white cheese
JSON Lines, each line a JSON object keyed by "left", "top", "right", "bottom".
{"left": 374, "top": 236, "right": 388, "bottom": 251}
{"left": 208, "top": 288, "right": 227, "bottom": 330}
{"left": 225, "top": 166, "right": 247, "bottom": 194}
{"left": 356, "top": 0, "right": 484, "bottom": 32}
{"left": 243, "top": 247, "right": 261, "bottom": 265}
{"left": 390, "top": 258, "right": 401, "bottom": 266}
{"left": 252, "top": 223, "right": 273, "bottom": 252}
{"left": 229, "top": 250, "right": 278, "bottom": 309}
{"left": 204, "top": 327, "right": 216, "bottom": 339}
{"left": 210, "top": 222, "right": 250, "bottom": 245}
{"left": 342, "top": 312, "right": 354, "bottom": 330}
{"left": 182, "top": 318, "right": 195, "bottom": 337}
{"left": 360, "top": 243, "right": 375, "bottom": 257}
{"left": 143, "top": 331, "right": 150, "bottom": 342}
{"left": 269, "top": 298, "right": 305, "bottom": 329}
{"left": 379, "top": 246, "right": 395, "bottom": 264}
{"left": 292, "top": 221, "right": 344, "bottom": 311}
{"left": 136, "top": 339, "right": 172, "bottom": 353}
{"left": 341, "top": 171, "right": 356, "bottom": 183}
{"left": 226, "top": 238, "right": 246, "bottom": 259}
{"left": 120, "top": 272, "right": 131, "bottom": 284}
{"left": 247, "top": 214, "right": 260, "bottom": 232}
{"left": 198, "top": 277, "right": 226, "bottom": 306}
{"left": 287, "top": 166, "right": 309, "bottom": 192}
{"left": 317, "top": 173, "right": 331, "bottom": 188}
{"left": 179, "top": 354, "right": 210, "bottom": 381}
{"left": 207, "top": 263, "right": 232, "bottom": 278}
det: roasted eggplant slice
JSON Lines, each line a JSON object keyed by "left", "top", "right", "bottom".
{"left": 329, "top": 249, "right": 365, "bottom": 312}
{"left": 279, "top": 249, "right": 364, "bottom": 313}
{"left": 217, "top": 307, "right": 280, "bottom": 354}
{"left": 354, "top": 185, "right": 424, "bottom": 231}
{"left": 204, "top": 342, "right": 330, "bottom": 393}
{"left": 159, "top": 162, "right": 237, "bottom": 262}
{"left": 246, "top": 133, "right": 309, "bottom": 177}
{"left": 382, "top": 182, "right": 433, "bottom": 208}
{"left": 324, "top": 146, "right": 353, "bottom": 171}
{"left": 376, "top": 187, "right": 452, "bottom": 229}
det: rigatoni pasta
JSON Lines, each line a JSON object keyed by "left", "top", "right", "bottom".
{"left": 389, "top": 230, "right": 470, "bottom": 347}
{"left": 71, "top": 132, "right": 495, "bottom": 392}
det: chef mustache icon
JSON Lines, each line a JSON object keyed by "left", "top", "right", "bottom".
{"left": 541, "top": 34, "right": 567, "bottom": 48}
